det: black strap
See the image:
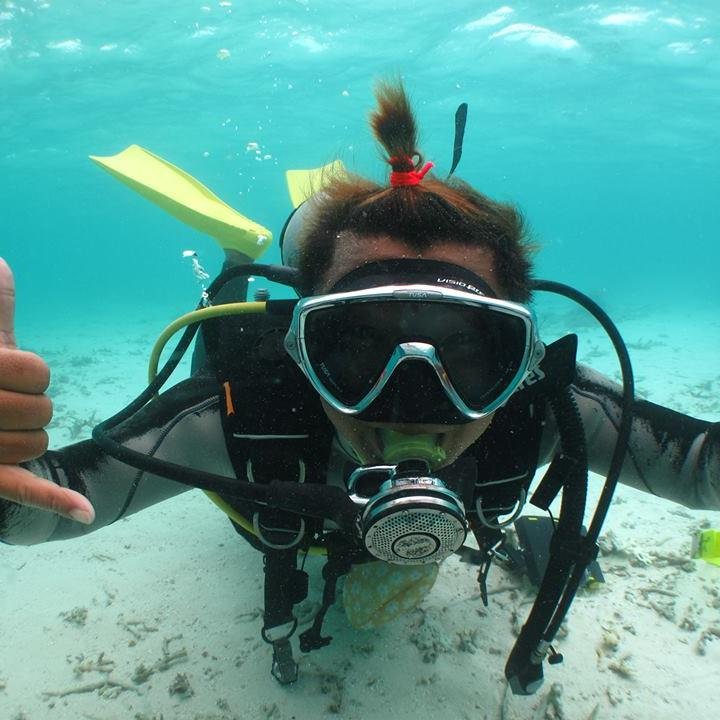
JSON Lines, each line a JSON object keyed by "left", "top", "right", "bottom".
{"left": 262, "top": 549, "right": 307, "bottom": 634}
{"left": 298, "top": 540, "right": 363, "bottom": 653}
{"left": 505, "top": 387, "right": 588, "bottom": 695}
{"left": 299, "top": 553, "right": 353, "bottom": 653}
{"left": 530, "top": 454, "right": 583, "bottom": 512}
{"left": 448, "top": 102, "right": 468, "bottom": 178}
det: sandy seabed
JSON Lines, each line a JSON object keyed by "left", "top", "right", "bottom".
{"left": 1, "top": 304, "right": 719, "bottom": 720}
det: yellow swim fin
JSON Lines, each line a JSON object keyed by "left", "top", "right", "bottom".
{"left": 90, "top": 145, "right": 272, "bottom": 260}
{"left": 285, "top": 159, "right": 348, "bottom": 209}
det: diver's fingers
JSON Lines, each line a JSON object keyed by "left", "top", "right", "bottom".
{"left": 0, "top": 388, "right": 53, "bottom": 430}
{"left": 0, "top": 349, "right": 50, "bottom": 394}
{"left": 0, "top": 262, "right": 78, "bottom": 522}
{"left": 0, "top": 463, "right": 95, "bottom": 524}
{"left": 0, "top": 429, "right": 49, "bottom": 464}
{"left": 0, "top": 257, "right": 50, "bottom": 394}
{"left": 0, "top": 257, "right": 17, "bottom": 349}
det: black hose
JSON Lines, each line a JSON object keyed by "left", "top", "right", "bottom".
{"left": 506, "top": 279, "right": 634, "bottom": 694}
{"left": 90, "top": 263, "right": 364, "bottom": 529}
{"left": 505, "top": 387, "right": 587, "bottom": 691}
{"left": 531, "top": 280, "right": 635, "bottom": 547}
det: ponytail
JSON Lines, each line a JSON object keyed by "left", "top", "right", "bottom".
{"left": 295, "top": 79, "right": 536, "bottom": 302}
{"left": 369, "top": 80, "right": 421, "bottom": 172}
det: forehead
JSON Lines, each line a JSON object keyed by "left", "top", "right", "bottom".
{"left": 321, "top": 234, "right": 500, "bottom": 296}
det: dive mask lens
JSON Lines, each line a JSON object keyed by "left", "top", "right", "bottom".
{"left": 303, "top": 304, "right": 397, "bottom": 405}
{"left": 295, "top": 290, "right": 537, "bottom": 419}
{"left": 437, "top": 305, "right": 528, "bottom": 406}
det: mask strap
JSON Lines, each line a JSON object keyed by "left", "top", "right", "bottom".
{"left": 448, "top": 102, "right": 468, "bottom": 178}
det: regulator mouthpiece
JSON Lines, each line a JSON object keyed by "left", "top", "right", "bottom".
{"left": 379, "top": 429, "right": 446, "bottom": 468}
{"left": 348, "top": 452, "right": 467, "bottom": 566}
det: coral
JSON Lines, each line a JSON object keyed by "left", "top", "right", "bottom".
{"left": 60, "top": 606, "right": 88, "bottom": 626}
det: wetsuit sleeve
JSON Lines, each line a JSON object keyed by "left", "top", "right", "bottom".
{"left": 0, "top": 375, "right": 236, "bottom": 545}
{"left": 539, "top": 364, "right": 720, "bottom": 510}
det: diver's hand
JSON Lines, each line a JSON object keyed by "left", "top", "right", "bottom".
{"left": 0, "top": 258, "right": 95, "bottom": 524}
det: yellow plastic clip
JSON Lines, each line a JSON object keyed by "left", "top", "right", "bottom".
{"left": 691, "top": 529, "right": 720, "bottom": 567}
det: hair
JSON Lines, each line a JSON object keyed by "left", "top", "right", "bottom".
{"left": 294, "top": 80, "right": 535, "bottom": 302}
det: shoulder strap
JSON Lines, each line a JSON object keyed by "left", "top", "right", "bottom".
{"left": 200, "top": 298, "right": 334, "bottom": 483}
{"left": 467, "top": 334, "right": 579, "bottom": 520}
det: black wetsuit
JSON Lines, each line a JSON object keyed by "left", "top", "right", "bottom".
{"left": 2, "top": 362, "right": 719, "bottom": 546}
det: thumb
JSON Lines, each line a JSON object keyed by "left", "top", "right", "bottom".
{"left": 0, "top": 257, "right": 17, "bottom": 350}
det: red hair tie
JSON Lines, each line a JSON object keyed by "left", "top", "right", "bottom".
{"left": 390, "top": 161, "right": 434, "bottom": 187}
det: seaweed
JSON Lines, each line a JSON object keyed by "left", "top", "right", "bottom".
{"left": 132, "top": 635, "right": 188, "bottom": 684}
{"left": 118, "top": 615, "right": 160, "bottom": 644}
{"left": 60, "top": 606, "right": 88, "bottom": 627}
{"left": 42, "top": 678, "right": 139, "bottom": 700}
{"left": 73, "top": 652, "right": 115, "bottom": 677}
{"left": 168, "top": 672, "right": 194, "bottom": 698}
{"left": 607, "top": 655, "right": 635, "bottom": 680}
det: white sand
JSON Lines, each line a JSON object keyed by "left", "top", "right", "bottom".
{"left": 1, "top": 304, "right": 719, "bottom": 720}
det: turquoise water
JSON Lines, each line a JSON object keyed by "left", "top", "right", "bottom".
{"left": 2, "top": 3, "right": 720, "bottom": 719}
{"left": 2, "top": 0, "right": 719, "bottom": 325}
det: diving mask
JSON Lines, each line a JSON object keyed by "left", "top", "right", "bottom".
{"left": 284, "top": 259, "right": 544, "bottom": 424}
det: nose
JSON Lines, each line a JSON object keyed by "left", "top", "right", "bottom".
{"left": 360, "top": 358, "right": 469, "bottom": 424}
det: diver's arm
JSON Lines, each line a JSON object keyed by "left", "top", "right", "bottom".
{"left": 0, "top": 375, "right": 235, "bottom": 545}
{"left": 539, "top": 364, "right": 720, "bottom": 510}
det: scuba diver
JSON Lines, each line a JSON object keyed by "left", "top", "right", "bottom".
{"left": 1, "top": 81, "right": 718, "bottom": 695}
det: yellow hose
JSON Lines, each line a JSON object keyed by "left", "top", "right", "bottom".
{"left": 205, "top": 491, "right": 326, "bottom": 556}
{"left": 148, "top": 300, "right": 327, "bottom": 555}
{"left": 148, "top": 301, "right": 266, "bottom": 383}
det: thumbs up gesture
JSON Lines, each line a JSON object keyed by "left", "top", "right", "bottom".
{"left": 0, "top": 258, "right": 95, "bottom": 524}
